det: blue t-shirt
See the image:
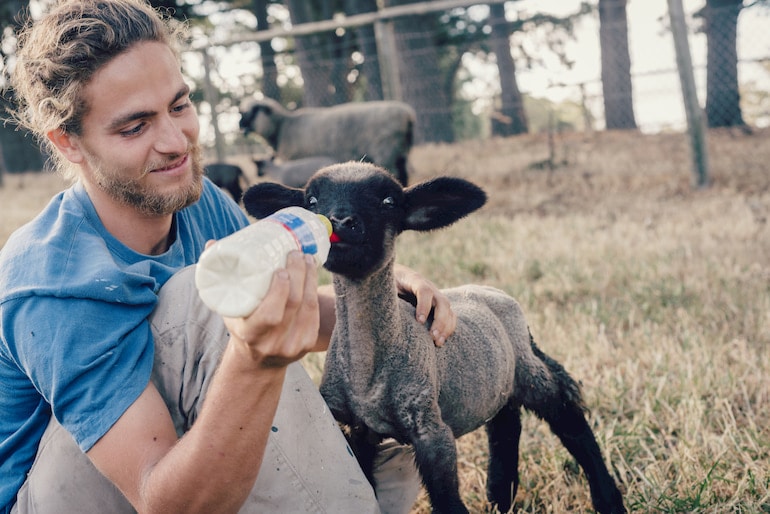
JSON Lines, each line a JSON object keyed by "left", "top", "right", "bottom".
{"left": 0, "top": 177, "right": 249, "bottom": 512}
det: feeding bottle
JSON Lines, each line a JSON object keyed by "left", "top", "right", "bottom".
{"left": 195, "top": 206, "right": 332, "bottom": 318}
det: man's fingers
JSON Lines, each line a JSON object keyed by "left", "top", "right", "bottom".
{"left": 232, "top": 251, "right": 319, "bottom": 358}
{"left": 411, "top": 281, "right": 456, "bottom": 347}
{"left": 428, "top": 298, "right": 456, "bottom": 347}
{"left": 283, "top": 251, "right": 308, "bottom": 311}
{"left": 302, "top": 254, "right": 320, "bottom": 312}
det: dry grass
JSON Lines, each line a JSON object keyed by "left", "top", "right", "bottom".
{"left": 2, "top": 128, "right": 769, "bottom": 512}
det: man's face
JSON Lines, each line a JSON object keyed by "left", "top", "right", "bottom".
{"left": 73, "top": 41, "right": 203, "bottom": 217}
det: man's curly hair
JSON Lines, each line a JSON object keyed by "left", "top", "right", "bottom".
{"left": 10, "top": 0, "right": 188, "bottom": 180}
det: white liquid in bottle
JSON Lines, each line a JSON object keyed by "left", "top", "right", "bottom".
{"left": 195, "top": 206, "right": 332, "bottom": 317}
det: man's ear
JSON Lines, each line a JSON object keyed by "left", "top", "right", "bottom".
{"left": 46, "top": 128, "right": 85, "bottom": 164}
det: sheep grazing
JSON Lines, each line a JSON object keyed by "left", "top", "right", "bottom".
{"left": 242, "top": 162, "right": 626, "bottom": 514}
{"left": 204, "top": 163, "right": 246, "bottom": 202}
{"left": 253, "top": 154, "right": 336, "bottom": 189}
{"left": 239, "top": 98, "right": 414, "bottom": 186}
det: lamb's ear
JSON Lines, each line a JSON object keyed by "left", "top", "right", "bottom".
{"left": 242, "top": 182, "right": 305, "bottom": 219}
{"left": 239, "top": 105, "right": 256, "bottom": 132}
{"left": 403, "top": 177, "right": 487, "bottom": 231}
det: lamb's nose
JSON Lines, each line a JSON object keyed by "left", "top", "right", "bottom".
{"left": 330, "top": 215, "right": 355, "bottom": 229}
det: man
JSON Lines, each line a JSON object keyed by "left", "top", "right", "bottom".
{"left": 0, "top": 1, "right": 456, "bottom": 512}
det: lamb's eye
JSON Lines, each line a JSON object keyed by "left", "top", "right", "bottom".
{"left": 382, "top": 196, "right": 395, "bottom": 207}
{"left": 307, "top": 196, "right": 318, "bottom": 207}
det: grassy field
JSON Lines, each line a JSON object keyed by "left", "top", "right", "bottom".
{"left": 2, "top": 128, "right": 769, "bottom": 512}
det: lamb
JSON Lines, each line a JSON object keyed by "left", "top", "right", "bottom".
{"left": 253, "top": 154, "right": 336, "bottom": 189}
{"left": 239, "top": 98, "right": 414, "bottom": 186}
{"left": 242, "top": 162, "right": 626, "bottom": 514}
{"left": 204, "top": 162, "right": 246, "bottom": 203}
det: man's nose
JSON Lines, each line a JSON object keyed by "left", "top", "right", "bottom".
{"left": 154, "top": 115, "right": 188, "bottom": 154}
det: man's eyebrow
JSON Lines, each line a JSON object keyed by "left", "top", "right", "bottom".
{"left": 171, "top": 85, "right": 191, "bottom": 105}
{"left": 107, "top": 85, "right": 191, "bottom": 131}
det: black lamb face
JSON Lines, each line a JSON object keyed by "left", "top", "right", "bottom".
{"left": 304, "top": 164, "right": 405, "bottom": 280}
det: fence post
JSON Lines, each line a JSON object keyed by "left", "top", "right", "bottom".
{"left": 373, "top": 19, "right": 402, "bottom": 102}
{"left": 201, "top": 47, "right": 226, "bottom": 163}
{"left": 0, "top": 147, "right": 5, "bottom": 187}
{"left": 667, "top": 0, "right": 709, "bottom": 187}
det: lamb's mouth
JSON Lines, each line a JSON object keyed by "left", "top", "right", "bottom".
{"left": 330, "top": 241, "right": 355, "bottom": 250}
{"left": 329, "top": 232, "right": 362, "bottom": 248}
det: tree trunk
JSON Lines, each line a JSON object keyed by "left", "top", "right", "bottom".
{"left": 253, "top": 0, "right": 280, "bottom": 101}
{"left": 383, "top": 0, "right": 454, "bottom": 143}
{"left": 704, "top": 0, "right": 745, "bottom": 128}
{"left": 489, "top": 3, "right": 528, "bottom": 136}
{"left": 344, "top": 0, "right": 384, "bottom": 101}
{"left": 285, "top": 0, "right": 350, "bottom": 106}
{"left": 599, "top": 0, "right": 637, "bottom": 130}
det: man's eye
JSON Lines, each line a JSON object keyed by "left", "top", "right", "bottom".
{"left": 120, "top": 123, "right": 145, "bottom": 136}
{"left": 172, "top": 101, "right": 191, "bottom": 113}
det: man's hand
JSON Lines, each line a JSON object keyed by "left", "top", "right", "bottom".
{"left": 224, "top": 251, "right": 320, "bottom": 368}
{"left": 394, "top": 263, "right": 456, "bottom": 347}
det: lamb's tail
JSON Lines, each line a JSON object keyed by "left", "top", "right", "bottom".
{"left": 520, "top": 331, "right": 627, "bottom": 514}
{"left": 517, "top": 330, "right": 588, "bottom": 419}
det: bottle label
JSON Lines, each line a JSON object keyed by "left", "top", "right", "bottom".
{"left": 267, "top": 210, "right": 318, "bottom": 255}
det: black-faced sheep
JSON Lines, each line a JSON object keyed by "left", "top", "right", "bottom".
{"left": 242, "top": 162, "right": 626, "bottom": 514}
{"left": 239, "top": 98, "right": 414, "bottom": 186}
{"left": 204, "top": 163, "right": 246, "bottom": 203}
{"left": 254, "top": 154, "right": 337, "bottom": 189}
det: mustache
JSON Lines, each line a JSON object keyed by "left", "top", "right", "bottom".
{"left": 138, "top": 144, "right": 202, "bottom": 179}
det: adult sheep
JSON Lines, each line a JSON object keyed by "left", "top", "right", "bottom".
{"left": 239, "top": 98, "right": 414, "bottom": 186}
{"left": 204, "top": 163, "right": 246, "bottom": 203}
{"left": 242, "top": 162, "right": 626, "bottom": 514}
{"left": 254, "top": 154, "right": 336, "bottom": 189}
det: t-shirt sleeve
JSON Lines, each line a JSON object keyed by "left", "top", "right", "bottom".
{"left": 201, "top": 178, "right": 250, "bottom": 232}
{"left": 3, "top": 294, "right": 154, "bottom": 452}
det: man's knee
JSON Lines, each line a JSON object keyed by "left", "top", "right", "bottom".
{"left": 373, "top": 440, "right": 421, "bottom": 514}
{"left": 13, "top": 419, "right": 133, "bottom": 514}
{"left": 150, "top": 265, "right": 229, "bottom": 434}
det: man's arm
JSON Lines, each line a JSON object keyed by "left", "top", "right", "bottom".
{"left": 87, "top": 252, "right": 319, "bottom": 513}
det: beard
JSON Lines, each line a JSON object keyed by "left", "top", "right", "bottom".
{"left": 88, "top": 144, "right": 205, "bottom": 217}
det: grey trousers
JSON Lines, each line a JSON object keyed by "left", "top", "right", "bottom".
{"left": 12, "top": 266, "right": 420, "bottom": 513}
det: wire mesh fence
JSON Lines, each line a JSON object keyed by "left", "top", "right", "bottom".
{"left": 1, "top": 1, "right": 767, "bottom": 174}
{"left": 192, "top": 0, "right": 769, "bottom": 160}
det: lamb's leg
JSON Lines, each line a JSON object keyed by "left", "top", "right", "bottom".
{"left": 549, "top": 407, "right": 626, "bottom": 514}
{"left": 484, "top": 403, "right": 522, "bottom": 513}
{"left": 346, "top": 424, "right": 380, "bottom": 489}
{"left": 524, "top": 342, "right": 627, "bottom": 514}
{"left": 410, "top": 422, "right": 469, "bottom": 514}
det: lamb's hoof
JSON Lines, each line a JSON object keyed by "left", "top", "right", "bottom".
{"left": 432, "top": 500, "right": 470, "bottom": 514}
{"left": 592, "top": 485, "right": 627, "bottom": 514}
{"left": 486, "top": 481, "right": 514, "bottom": 513}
